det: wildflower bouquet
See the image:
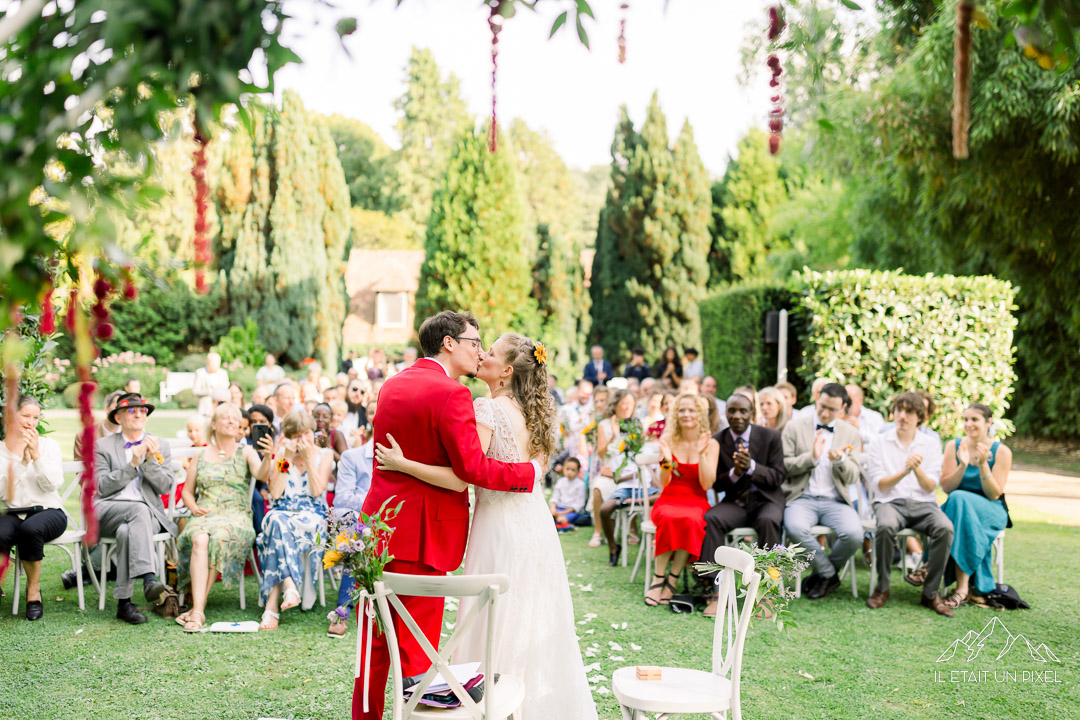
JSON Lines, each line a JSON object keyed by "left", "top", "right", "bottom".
{"left": 581, "top": 420, "right": 598, "bottom": 447}
{"left": 321, "top": 498, "right": 401, "bottom": 629}
{"left": 612, "top": 417, "right": 645, "bottom": 480}
{"left": 693, "top": 542, "right": 810, "bottom": 631}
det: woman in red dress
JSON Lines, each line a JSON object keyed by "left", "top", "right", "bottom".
{"left": 647, "top": 393, "right": 718, "bottom": 606}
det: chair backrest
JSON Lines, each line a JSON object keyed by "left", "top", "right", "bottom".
{"left": 374, "top": 571, "right": 510, "bottom": 720}
{"left": 59, "top": 461, "right": 86, "bottom": 530}
{"left": 634, "top": 451, "right": 660, "bottom": 516}
{"left": 709, "top": 545, "right": 762, "bottom": 720}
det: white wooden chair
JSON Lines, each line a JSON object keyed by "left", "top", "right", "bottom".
{"left": 613, "top": 546, "right": 762, "bottom": 720}
{"left": 11, "top": 462, "right": 88, "bottom": 614}
{"left": 368, "top": 571, "right": 525, "bottom": 720}
{"left": 991, "top": 530, "right": 1005, "bottom": 583}
{"left": 625, "top": 453, "right": 659, "bottom": 591}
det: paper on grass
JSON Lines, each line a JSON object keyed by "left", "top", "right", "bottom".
{"left": 208, "top": 621, "right": 260, "bottom": 633}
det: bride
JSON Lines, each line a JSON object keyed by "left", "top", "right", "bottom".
{"left": 375, "top": 332, "right": 598, "bottom": 720}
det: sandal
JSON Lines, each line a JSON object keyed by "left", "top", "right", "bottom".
{"left": 260, "top": 609, "right": 280, "bottom": 630}
{"left": 644, "top": 573, "right": 666, "bottom": 607}
{"left": 942, "top": 588, "right": 969, "bottom": 610}
{"left": 904, "top": 564, "right": 929, "bottom": 587}
{"left": 588, "top": 533, "right": 602, "bottom": 548}
{"left": 182, "top": 609, "right": 205, "bottom": 633}
{"left": 280, "top": 586, "right": 302, "bottom": 611}
{"left": 703, "top": 596, "right": 718, "bottom": 618}
{"left": 175, "top": 611, "right": 191, "bottom": 627}
{"left": 659, "top": 572, "right": 679, "bottom": 606}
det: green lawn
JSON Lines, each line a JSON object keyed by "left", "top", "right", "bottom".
{"left": 1, "top": 497, "right": 1077, "bottom": 720}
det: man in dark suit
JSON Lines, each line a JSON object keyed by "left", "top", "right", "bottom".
{"left": 582, "top": 345, "right": 614, "bottom": 386}
{"left": 699, "top": 394, "right": 786, "bottom": 616}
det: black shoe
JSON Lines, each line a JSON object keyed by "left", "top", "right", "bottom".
{"left": 143, "top": 581, "right": 168, "bottom": 604}
{"left": 25, "top": 600, "right": 44, "bottom": 621}
{"left": 117, "top": 600, "right": 148, "bottom": 625}
{"left": 608, "top": 544, "right": 622, "bottom": 567}
{"left": 807, "top": 573, "right": 841, "bottom": 600}
{"left": 61, "top": 567, "right": 96, "bottom": 590}
{"left": 801, "top": 572, "right": 823, "bottom": 596}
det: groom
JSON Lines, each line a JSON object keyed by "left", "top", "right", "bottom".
{"left": 353, "top": 310, "right": 541, "bottom": 720}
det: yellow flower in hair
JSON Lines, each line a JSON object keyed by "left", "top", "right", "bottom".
{"left": 533, "top": 341, "right": 548, "bottom": 366}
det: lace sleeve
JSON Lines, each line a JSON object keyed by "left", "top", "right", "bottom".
{"left": 473, "top": 396, "right": 497, "bottom": 431}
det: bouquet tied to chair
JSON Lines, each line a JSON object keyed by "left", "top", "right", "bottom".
{"left": 693, "top": 542, "right": 809, "bottom": 631}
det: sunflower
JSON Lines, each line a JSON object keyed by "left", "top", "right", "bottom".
{"left": 533, "top": 341, "right": 548, "bottom": 366}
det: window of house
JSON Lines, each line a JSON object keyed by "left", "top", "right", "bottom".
{"left": 376, "top": 291, "right": 409, "bottom": 329}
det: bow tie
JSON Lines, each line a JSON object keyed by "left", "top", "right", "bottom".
{"left": 124, "top": 439, "right": 144, "bottom": 449}
{"left": 815, "top": 424, "right": 834, "bottom": 433}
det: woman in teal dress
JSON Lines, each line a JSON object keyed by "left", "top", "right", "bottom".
{"left": 940, "top": 402, "right": 1012, "bottom": 609}
{"left": 176, "top": 403, "right": 273, "bottom": 632}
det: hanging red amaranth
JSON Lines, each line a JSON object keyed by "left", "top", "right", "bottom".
{"left": 618, "top": 3, "right": 629, "bottom": 64}
{"left": 766, "top": 6, "right": 786, "bottom": 155}
{"left": 952, "top": 0, "right": 974, "bottom": 159}
{"left": 70, "top": 276, "right": 108, "bottom": 545}
{"left": 0, "top": 313, "right": 19, "bottom": 585}
{"left": 487, "top": 1, "right": 504, "bottom": 153}
{"left": 192, "top": 124, "right": 211, "bottom": 292}
{"left": 122, "top": 267, "right": 138, "bottom": 301}
{"left": 40, "top": 281, "right": 55, "bottom": 335}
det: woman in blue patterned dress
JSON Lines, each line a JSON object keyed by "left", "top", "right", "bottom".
{"left": 176, "top": 403, "right": 273, "bottom": 632}
{"left": 940, "top": 402, "right": 1012, "bottom": 609}
{"left": 257, "top": 409, "right": 333, "bottom": 630}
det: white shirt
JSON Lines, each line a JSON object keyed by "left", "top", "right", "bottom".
{"left": 0, "top": 436, "right": 64, "bottom": 510}
{"left": 418, "top": 357, "right": 451, "bottom": 377}
{"left": 851, "top": 405, "right": 886, "bottom": 446}
{"left": 807, "top": 418, "right": 839, "bottom": 499}
{"left": 551, "top": 476, "right": 587, "bottom": 512}
{"left": 684, "top": 358, "right": 705, "bottom": 379}
{"left": 865, "top": 427, "right": 943, "bottom": 504}
{"left": 727, "top": 426, "right": 757, "bottom": 480}
{"left": 255, "top": 364, "right": 286, "bottom": 385}
{"left": 117, "top": 432, "right": 148, "bottom": 502}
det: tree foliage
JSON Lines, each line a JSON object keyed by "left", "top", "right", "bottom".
{"left": 320, "top": 114, "right": 393, "bottom": 212}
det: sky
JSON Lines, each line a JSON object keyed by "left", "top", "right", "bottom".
{"left": 274, "top": 0, "right": 773, "bottom": 176}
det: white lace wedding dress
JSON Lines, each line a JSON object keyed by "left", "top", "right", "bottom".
{"left": 456, "top": 397, "right": 598, "bottom": 720}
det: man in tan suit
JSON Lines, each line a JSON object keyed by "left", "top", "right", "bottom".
{"left": 781, "top": 383, "right": 863, "bottom": 599}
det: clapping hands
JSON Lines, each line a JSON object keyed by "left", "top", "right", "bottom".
{"left": 813, "top": 430, "right": 827, "bottom": 460}
{"left": 904, "top": 452, "right": 923, "bottom": 471}
{"left": 21, "top": 427, "right": 40, "bottom": 463}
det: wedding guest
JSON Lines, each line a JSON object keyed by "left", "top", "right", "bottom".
{"left": 758, "top": 386, "right": 791, "bottom": 433}
{"left": 93, "top": 393, "right": 176, "bottom": 624}
{"left": 257, "top": 409, "right": 332, "bottom": 630}
{"left": 341, "top": 380, "right": 369, "bottom": 448}
{"left": 733, "top": 384, "right": 758, "bottom": 420}
{"left": 300, "top": 362, "right": 324, "bottom": 403}
{"left": 592, "top": 386, "right": 611, "bottom": 422}
{"left": 397, "top": 346, "right": 418, "bottom": 371}
{"left": 256, "top": 353, "right": 286, "bottom": 387}
{"left": 583, "top": 345, "right": 613, "bottom": 386}
{"left": 329, "top": 400, "right": 348, "bottom": 433}
{"left": 698, "top": 394, "right": 786, "bottom": 616}
{"left": 641, "top": 391, "right": 666, "bottom": 430}
{"left": 0, "top": 396, "right": 66, "bottom": 621}
{"left": 623, "top": 347, "right": 652, "bottom": 382}
{"left": 547, "top": 375, "right": 566, "bottom": 405}
{"left": 246, "top": 404, "right": 275, "bottom": 533}
{"left": 638, "top": 377, "right": 658, "bottom": 401}
{"left": 175, "top": 403, "right": 272, "bottom": 632}
{"left": 592, "top": 390, "right": 648, "bottom": 562}
{"left": 550, "top": 457, "right": 586, "bottom": 527}
{"left": 939, "top": 402, "right": 1012, "bottom": 609}
{"left": 251, "top": 385, "right": 270, "bottom": 408}
{"left": 559, "top": 380, "right": 593, "bottom": 464}
{"left": 271, "top": 382, "right": 297, "bottom": 435}
{"left": 193, "top": 352, "right": 230, "bottom": 417}
{"left": 340, "top": 350, "right": 358, "bottom": 375}
{"left": 844, "top": 383, "right": 885, "bottom": 440}
{"left": 646, "top": 394, "right": 718, "bottom": 606}
{"left": 366, "top": 348, "right": 388, "bottom": 381}
{"left": 123, "top": 378, "right": 141, "bottom": 395}
{"left": 795, "top": 377, "right": 829, "bottom": 419}
{"left": 625, "top": 377, "right": 641, "bottom": 398}
{"left": 74, "top": 389, "right": 124, "bottom": 460}
{"left": 238, "top": 408, "right": 250, "bottom": 442}
{"left": 229, "top": 382, "right": 245, "bottom": 408}
{"left": 313, "top": 402, "right": 347, "bottom": 465}
{"left": 781, "top": 383, "right": 862, "bottom": 600}
{"left": 776, "top": 381, "right": 798, "bottom": 413}
{"left": 864, "top": 393, "right": 954, "bottom": 616}
{"left": 653, "top": 346, "right": 683, "bottom": 388}
{"left": 682, "top": 348, "right": 705, "bottom": 380}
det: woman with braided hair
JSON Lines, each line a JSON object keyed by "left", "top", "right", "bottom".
{"left": 375, "top": 331, "right": 598, "bottom": 720}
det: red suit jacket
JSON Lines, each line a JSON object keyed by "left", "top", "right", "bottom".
{"left": 360, "top": 358, "right": 535, "bottom": 573}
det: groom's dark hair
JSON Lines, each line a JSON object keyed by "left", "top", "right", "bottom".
{"left": 418, "top": 311, "right": 480, "bottom": 358}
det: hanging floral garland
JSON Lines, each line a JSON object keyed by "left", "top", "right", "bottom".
{"left": 766, "top": 5, "right": 786, "bottom": 155}
{"left": 618, "top": 3, "right": 629, "bottom": 64}
{"left": 952, "top": 0, "right": 975, "bottom": 160}
{"left": 191, "top": 124, "right": 212, "bottom": 293}
{"left": 487, "top": 1, "right": 506, "bottom": 153}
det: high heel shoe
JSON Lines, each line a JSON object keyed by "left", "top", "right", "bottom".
{"left": 608, "top": 544, "right": 622, "bottom": 567}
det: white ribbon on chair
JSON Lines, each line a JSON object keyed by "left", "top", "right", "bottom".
{"left": 354, "top": 589, "right": 377, "bottom": 713}
{"left": 714, "top": 569, "right": 739, "bottom": 677}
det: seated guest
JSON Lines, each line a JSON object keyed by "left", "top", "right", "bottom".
{"left": 646, "top": 394, "right": 718, "bottom": 606}
{"left": 781, "top": 383, "right": 862, "bottom": 599}
{"left": 699, "top": 376, "right": 729, "bottom": 432}
{"left": 257, "top": 409, "right": 332, "bottom": 630}
{"left": 194, "top": 352, "right": 229, "bottom": 417}
{"left": 256, "top": 353, "right": 286, "bottom": 387}
{"left": 0, "top": 396, "right": 67, "bottom": 620}
{"left": 844, "top": 383, "right": 885, "bottom": 442}
{"left": 550, "top": 457, "right": 586, "bottom": 527}
{"left": 247, "top": 404, "right": 275, "bottom": 534}
{"left": 592, "top": 390, "right": 650, "bottom": 562}
{"left": 757, "top": 386, "right": 791, "bottom": 433}
{"left": 775, "top": 381, "right": 798, "bottom": 414}
{"left": 682, "top": 348, "right": 705, "bottom": 380}
{"left": 74, "top": 389, "right": 124, "bottom": 460}
{"left": 653, "top": 346, "right": 683, "bottom": 388}
{"left": 271, "top": 382, "right": 298, "bottom": 435}
{"left": 229, "top": 382, "right": 245, "bottom": 408}
{"left": 698, "top": 394, "right": 786, "bottom": 616}
{"left": 326, "top": 407, "right": 376, "bottom": 639}
{"left": 124, "top": 378, "right": 141, "bottom": 395}
{"left": 175, "top": 403, "right": 272, "bottom": 632}
{"left": 313, "top": 402, "right": 347, "bottom": 466}
{"left": 94, "top": 393, "right": 176, "bottom": 624}
{"left": 623, "top": 346, "right": 652, "bottom": 382}
{"left": 794, "top": 377, "right": 829, "bottom": 419}
{"left": 939, "top": 402, "right": 1012, "bottom": 609}
{"left": 864, "top": 393, "right": 954, "bottom": 616}
{"left": 733, "top": 384, "right": 758, "bottom": 420}
{"left": 341, "top": 379, "right": 368, "bottom": 448}
{"left": 583, "top": 344, "right": 614, "bottom": 386}
{"left": 640, "top": 390, "right": 666, "bottom": 430}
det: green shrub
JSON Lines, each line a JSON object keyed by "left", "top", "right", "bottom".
{"left": 0, "top": 313, "right": 62, "bottom": 438}
{"left": 174, "top": 353, "right": 208, "bottom": 373}
{"left": 699, "top": 282, "right": 801, "bottom": 399}
{"left": 213, "top": 318, "right": 266, "bottom": 369}
{"left": 173, "top": 388, "right": 198, "bottom": 409}
{"left": 56, "top": 352, "right": 166, "bottom": 398}
{"left": 794, "top": 269, "right": 1017, "bottom": 437}
{"left": 226, "top": 363, "right": 259, "bottom": 396}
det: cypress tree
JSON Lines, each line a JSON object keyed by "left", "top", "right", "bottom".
{"left": 414, "top": 125, "right": 537, "bottom": 339}
{"left": 531, "top": 223, "right": 589, "bottom": 377}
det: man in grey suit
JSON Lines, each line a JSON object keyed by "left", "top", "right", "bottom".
{"left": 94, "top": 393, "right": 177, "bottom": 624}
{"left": 781, "top": 383, "right": 863, "bottom": 599}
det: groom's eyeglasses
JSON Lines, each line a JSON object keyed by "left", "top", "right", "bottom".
{"left": 453, "top": 336, "right": 484, "bottom": 351}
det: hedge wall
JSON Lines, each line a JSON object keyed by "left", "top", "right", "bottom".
{"left": 794, "top": 269, "right": 1017, "bottom": 437}
{"left": 699, "top": 282, "right": 801, "bottom": 399}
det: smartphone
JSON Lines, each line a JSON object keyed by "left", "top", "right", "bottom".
{"left": 250, "top": 424, "right": 273, "bottom": 457}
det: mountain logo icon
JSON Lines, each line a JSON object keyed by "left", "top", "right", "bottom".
{"left": 936, "top": 617, "right": 1061, "bottom": 664}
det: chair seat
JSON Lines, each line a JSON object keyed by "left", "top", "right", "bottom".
{"left": 640, "top": 520, "right": 656, "bottom": 534}
{"left": 407, "top": 674, "right": 525, "bottom": 718}
{"left": 48, "top": 529, "right": 86, "bottom": 545}
{"left": 612, "top": 666, "right": 731, "bottom": 713}
{"left": 809, "top": 525, "right": 836, "bottom": 536}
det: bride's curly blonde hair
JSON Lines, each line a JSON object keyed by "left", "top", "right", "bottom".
{"left": 498, "top": 332, "right": 557, "bottom": 460}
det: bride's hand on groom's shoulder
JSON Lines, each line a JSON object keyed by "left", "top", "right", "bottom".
{"left": 374, "top": 433, "right": 405, "bottom": 472}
